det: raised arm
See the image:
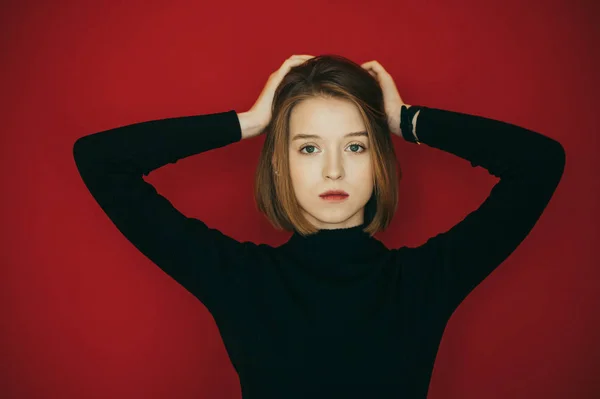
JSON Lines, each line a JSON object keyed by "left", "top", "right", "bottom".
{"left": 72, "top": 110, "right": 256, "bottom": 313}
{"left": 397, "top": 106, "right": 566, "bottom": 318}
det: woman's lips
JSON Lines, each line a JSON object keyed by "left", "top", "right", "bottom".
{"left": 320, "top": 194, "right": 349, "bottom": 201}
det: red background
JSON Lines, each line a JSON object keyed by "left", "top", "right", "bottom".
{"left": 2, "top": 0, "right": 598, "bottom": 398}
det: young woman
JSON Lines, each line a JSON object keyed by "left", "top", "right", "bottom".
{"left": 73, "top": 54, "right": 565, "bottom": 398}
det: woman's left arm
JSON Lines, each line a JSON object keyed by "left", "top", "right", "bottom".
{"left": 398, "top": 106, "right": 566, "bottom": 318}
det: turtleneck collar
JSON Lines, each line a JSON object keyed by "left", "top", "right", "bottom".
{"left": 279, "top": 221, "right": 389, "bottom": 278}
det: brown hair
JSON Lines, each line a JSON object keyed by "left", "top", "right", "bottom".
{"left": 253, "top": 54, "right": 401, "bottom": 237}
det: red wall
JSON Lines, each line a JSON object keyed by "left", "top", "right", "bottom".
{"left": 2, "top": 0, "right": 598, "bottom": 398}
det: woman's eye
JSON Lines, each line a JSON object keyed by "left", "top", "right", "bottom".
{"left": 299, "top": 143, "right": 366, "bottom": 154}
{"left": 300, "top": 145, "right": 316, "bottom": 154}
{"left": 348, "top": 143, "right": 365, "bottom": 152}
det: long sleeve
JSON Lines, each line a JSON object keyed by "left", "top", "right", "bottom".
{"left": 72, "top": 110, "right": 250, "bottom": 313}
{"left": 398, "top": 107, "right": 566, "bottom": 318}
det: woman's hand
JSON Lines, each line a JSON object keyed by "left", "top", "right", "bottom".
{"left": 361, "top": 60, "right": 409, "bottom": 137}
{"left": 242, "top": 54, "right": 314, "bottom": 139}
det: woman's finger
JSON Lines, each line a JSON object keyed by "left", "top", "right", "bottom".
{"left": 286, "top": 54, "right": 314, "bottom": 63}
{"left": 362, "top": 60, "right": 387, "bottom": 76}
{"left": 279, "top": 55, "right": 314, "bottom": 72}
{"left": 365, "top": 69, "right": 377, "bottom": 78}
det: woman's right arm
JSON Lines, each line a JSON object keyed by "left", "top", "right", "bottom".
{"left": 72, "top": 109, "right": 258, "bottom": 312}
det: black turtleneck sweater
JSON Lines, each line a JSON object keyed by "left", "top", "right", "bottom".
{"left": 72, "top": 106, "right": 565, "bottom": 398}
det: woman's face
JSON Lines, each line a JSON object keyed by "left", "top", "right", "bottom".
{"left": 288, "top": 97, "right": 374, "bottom": 230}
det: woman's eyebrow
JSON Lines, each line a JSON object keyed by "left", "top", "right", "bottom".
{"left": 292, "top": 131, "right": 368, "bottom": 141}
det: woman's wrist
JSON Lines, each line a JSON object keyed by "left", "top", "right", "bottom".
{"left": 412, "top": 109, "right": 420, "bottom": 139}
{"left": 400, "top": 104, "right": 421, "bottom": 144}
{"left": 237, "top": 111, "right": 266, "bottom": 140}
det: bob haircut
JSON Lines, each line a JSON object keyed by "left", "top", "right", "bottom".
{"left": 254, "top": 54, "right": 401, "bottom": 237}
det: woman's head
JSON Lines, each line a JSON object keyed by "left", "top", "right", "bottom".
{"left": 254, "top": 54, "right": 400, "bottom": 237}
